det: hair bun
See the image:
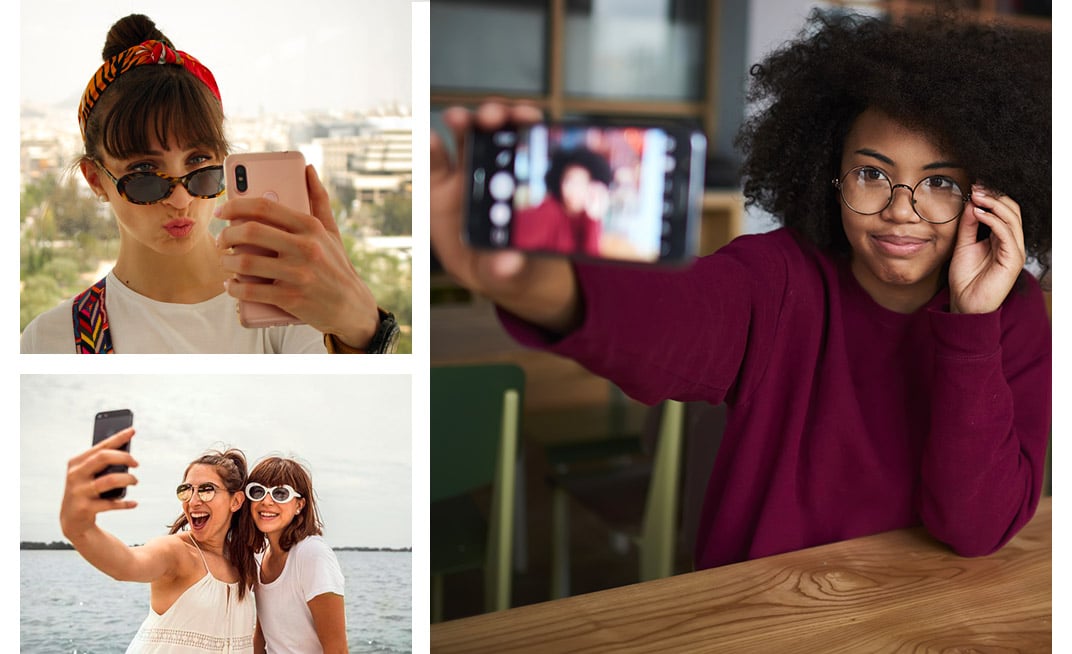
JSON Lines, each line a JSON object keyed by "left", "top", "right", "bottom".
{"left": 102, "top": 14, "right": 173, "bottom": 60}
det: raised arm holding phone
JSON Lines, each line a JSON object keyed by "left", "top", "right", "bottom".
{"left": 61, "top": 429, "right": 257, "bottom": 652}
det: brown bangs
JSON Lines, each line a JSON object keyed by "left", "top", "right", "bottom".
{"left": 248, "top": 457, "right": 324, "bottom": 551}
{"left": 92, "top": 65, "right": 227, "bottom": 160}
{"left": 250, "top": 456, "right": 308, "bottom": 490}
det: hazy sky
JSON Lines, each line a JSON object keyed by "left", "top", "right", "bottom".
{"left": 21, "top": 374, "right": 412, "bottom": 548}
{"left": 20, "top": 0, "right": 412, "bottom": 115}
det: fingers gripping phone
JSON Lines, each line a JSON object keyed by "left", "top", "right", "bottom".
{"left": 92, "top": 409, "right": 133, "bottom": 500}
{"left": 464, "top": 122, "right": 706, "bottom": 265}
{"left": 223, "top": 151, "right": 310, "bottom": 328}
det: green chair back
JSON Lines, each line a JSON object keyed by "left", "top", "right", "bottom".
{"left": 431, "top": 364, "right": 525, "bottom": 501}
{"left": 430, "top": 363, "right": 525, "bottom": 620}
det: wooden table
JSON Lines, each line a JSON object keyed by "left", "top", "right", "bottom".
{"left": 431, "top": 497, "right": 1052, "bottom": 653}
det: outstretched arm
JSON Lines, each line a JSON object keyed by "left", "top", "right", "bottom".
{"left": 59, "top": 428, "right": 175, "bottom": 583}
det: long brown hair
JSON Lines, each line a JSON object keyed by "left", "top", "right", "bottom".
{"left": 81, "top": 14, "right": 229, "bottom": 163}
{"left": 168, "top": 448, "right": 256, "bottom": 600}
{"left": 244, "top": 456, "right": 324, "bottom": 553}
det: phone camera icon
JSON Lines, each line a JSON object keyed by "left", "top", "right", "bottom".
{"left": 491, "top": 227, "right": 510, "bottom": 246}
{"left": 489, "top": 171, "right": 516, "bottom": 201}
{"left": 490, "top": 202, "right": 512, "bottom": 227}
{"left": 493, "top": 131, "right": 518, "bottom": 148}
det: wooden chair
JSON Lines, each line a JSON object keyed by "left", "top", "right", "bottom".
{"left": 430, "top": 364, "right": 524, "bottom": 622}
{"left": 546, "top": 400, "right": 688, "bottom": 598}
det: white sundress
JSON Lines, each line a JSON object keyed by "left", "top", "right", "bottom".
{"left": 125, "top": 537, "right": 255, "bottom": 653}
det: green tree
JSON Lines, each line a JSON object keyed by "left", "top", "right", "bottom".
{"left": 21, "top": 173, "right": 119, "bottom": 331}
{"left": 369, "top": 193, "right": 412, "bottom": 236}
{"left": 346, "top": 238, "right": 412, "bottom": 354}
{"left": 20, "top": 173, "right": 58, "bottom": 224}
{"left": 20, "top": 275, "right": 63, "bottom": 330}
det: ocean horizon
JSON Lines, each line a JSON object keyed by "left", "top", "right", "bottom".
{"left": 21, "top": 549, "right": 411, "bottom": 653}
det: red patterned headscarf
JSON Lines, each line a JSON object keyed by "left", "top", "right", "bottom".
{"left": 77, "top": 39, "right": 222, "bottom": 143}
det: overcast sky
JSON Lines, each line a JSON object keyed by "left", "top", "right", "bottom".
{"left": 20, "top": 0, "right": 412, "bottom": 115}
{"left": 21, "top": 374, "right": 412, "bottom": 548}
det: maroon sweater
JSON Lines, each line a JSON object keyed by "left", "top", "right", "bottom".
{"left": 512, "top": 197, "right": 602, "bottom": 256}
{"left": 502, "top": 228, "right": 1051, "bottom": 568}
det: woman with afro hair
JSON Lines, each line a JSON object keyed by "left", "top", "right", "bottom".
{"left": 429, "top": 10, "right": 1051, "bottom": 569}
{"left": 511, "top": 145, "right": 614, "bottom": 256}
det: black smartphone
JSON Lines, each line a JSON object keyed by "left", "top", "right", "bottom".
{"left": 92, "top": 409, "right": 133, "bottom": 500}
{"left": 464, "top": 122, "right": 706, "bottom": 265}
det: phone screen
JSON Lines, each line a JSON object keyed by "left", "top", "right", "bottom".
{"left": 467, "top": 123, "right": 704, "bottom": 264}
{"left": 92, "top": 409, "right": 133, "bottom": 499}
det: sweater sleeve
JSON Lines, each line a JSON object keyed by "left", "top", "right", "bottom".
{"left": 918, "top": 272, "right": 1051, "bottom": 556}
{"left": 499, "top": 231, "right": 792, "bottom": 406}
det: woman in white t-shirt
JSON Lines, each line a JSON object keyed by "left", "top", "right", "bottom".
{"left": 244, "top": 456, "right": 347, "bottom": 654}
{"left": 20, "top": 13, "right": 390, "bottom": 354}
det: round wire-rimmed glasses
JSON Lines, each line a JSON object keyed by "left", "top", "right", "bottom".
{"left": 833, "top": 165, "right": 970, "bottom": 224}
{"left": 176, "top": 482, "right": 223, "bottom": 503}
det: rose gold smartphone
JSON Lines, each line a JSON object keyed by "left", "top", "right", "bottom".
{"left": 223, "top": 151, "right": 310, "bottom": 328}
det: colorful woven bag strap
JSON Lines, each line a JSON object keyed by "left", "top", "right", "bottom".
{"left": 72, "top": 277, "right": 114, "bottom": 354}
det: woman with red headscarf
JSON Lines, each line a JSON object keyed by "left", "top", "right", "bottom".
{"left": 21, "top": 14, "right": 398, "bottom": 354}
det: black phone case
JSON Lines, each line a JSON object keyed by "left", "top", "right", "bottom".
{"left": 93, "top": 409, "right": 133, "bottom": 500}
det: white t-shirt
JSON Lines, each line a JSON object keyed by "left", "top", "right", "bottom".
{"left": 255, "top": 535, "right": 346, "bottom": 654}
{"left": 20, "top": 271, "right": 326, "bottom": 353}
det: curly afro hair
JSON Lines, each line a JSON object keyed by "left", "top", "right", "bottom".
{"left": 736, "top": 10, "right": 1050, "bottom": 276}
{"left": 545, "top": 146, "right": 614, "bottom": 202}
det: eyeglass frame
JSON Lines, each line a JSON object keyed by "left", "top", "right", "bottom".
{"left": 245, "top": 482, "right": 303, "bottom": 504}
{"left": 832, "top": 165, "right": 971, "bottom": 225}
{"left": 176, "top": 482, "right": 225, "bottom": 503}
{"left": 96, "top": 161, "right": 226, "bottom": 205}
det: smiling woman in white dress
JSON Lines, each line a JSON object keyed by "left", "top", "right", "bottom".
{"left": 60, "top": 430, "right": 257, "bottom": 653}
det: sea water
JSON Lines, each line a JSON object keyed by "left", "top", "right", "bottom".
{"left": 20, "top": 549, "right": 411, "bottom": 653}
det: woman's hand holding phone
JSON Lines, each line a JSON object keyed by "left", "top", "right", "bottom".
{"left": 431, "top": 102, "right": 583, "bottom": 334}
{"left": 60, "top": 427, "right": 138, "bottom": 540}
{"left": 217, "top": 165, "right": 380, "bottom": 349}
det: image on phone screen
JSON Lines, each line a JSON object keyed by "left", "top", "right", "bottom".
{"left": 468, "top": 123, "right": 704, "bottom": 264}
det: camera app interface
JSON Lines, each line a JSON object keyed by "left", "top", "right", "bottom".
{"left": 483, "top": 125, "right": 679, "bottom": 262}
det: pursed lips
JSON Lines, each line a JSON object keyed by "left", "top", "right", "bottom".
{"left": 164, "top": 217, "right": 194, "bottom": 238}
{"left": 871, "top": 233, "right": 932, "bottom": 255}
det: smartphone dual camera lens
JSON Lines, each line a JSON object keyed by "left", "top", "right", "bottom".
{"left": 234, "top": 165, "right": 249, "bottom": 193}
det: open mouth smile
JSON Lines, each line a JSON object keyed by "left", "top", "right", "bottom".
{"left": 190, "top": 512, "right": 210, "bottom": 529}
